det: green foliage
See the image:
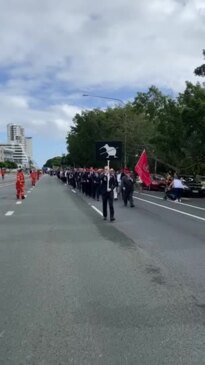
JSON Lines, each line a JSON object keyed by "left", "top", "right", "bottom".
{"left": 0, "top": 161, "right": 18, "bottom": 169}
{"left": 65, "top": 82, "right": 205, "bottom": 174}
{"left": 194, "top": 50, "right": 205, "bottom": 77}
{"left": 43, "top": 156, "right": 62, "bottom": 168}
{"left": 43, "top": 154, "right": 73, "bottom": 168}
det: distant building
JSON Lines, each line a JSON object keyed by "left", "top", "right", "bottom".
{"left": 6, "top": 124, "right": 31, "bottom": 167}
{"left": 0, "top": 143, "right": 28, "bottom": 167}
{"left": 0, "top": 145, "right": 14, "bottom": 162}
{"left": 7, "top": 123, "right": 25, "bottom": 147}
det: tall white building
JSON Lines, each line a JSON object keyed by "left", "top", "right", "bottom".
{"left": 6, "top": 124, "right": 31, "bottom": 167}
{"left": 7, "top": 123, "right": 25, "bottom": 147}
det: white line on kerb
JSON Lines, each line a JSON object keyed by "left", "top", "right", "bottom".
{"left": 16, "top": 201, "right": 22, "bottom": 205}
{"left": 72, "top": 189, "right": 76, "bottom": 193}
{"left": 134, "top": 196, "right": 205, "bottom": 222}
{"left": 5, "top": 211, "right": 14, "bottom": 216}
{"left": 91, "top": 205, "right": 103, "bottom": 216}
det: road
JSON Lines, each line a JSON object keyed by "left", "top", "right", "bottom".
{"left": 0, "top": 175, "right": 205, "bottom": 364}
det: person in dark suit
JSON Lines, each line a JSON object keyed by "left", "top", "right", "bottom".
{"left": 121, "top": 169, "right": 135, "bottom": 207}
{"left": 100, "top": 166, "right": 117, "bottom": 221}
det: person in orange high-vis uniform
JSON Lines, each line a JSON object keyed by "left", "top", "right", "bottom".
{"left": 30, "top": 170, "right": 37, "bottom": 186}
{"left": 16, "top": 169, "right": 25, "bottom": 199}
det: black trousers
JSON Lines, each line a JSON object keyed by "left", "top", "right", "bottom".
{"left": 123, "top": 189, "right": 134, "bottom": 206}
{"left": 102, "top": 192, "right": 114, "bottom": 218}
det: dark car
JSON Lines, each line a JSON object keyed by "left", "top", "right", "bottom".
{"left": 179, "top": 176, "right": 205, "bottom": 197}
{"left": 143, "top": 174, "right": 166, "bottom": 191}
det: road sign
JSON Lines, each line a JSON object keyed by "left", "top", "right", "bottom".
{"left": 96, "top": 141, "right": 122, "bottom": 161}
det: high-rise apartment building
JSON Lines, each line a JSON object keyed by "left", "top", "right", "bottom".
{"left": 7, "top": 123, "right": 25, "bottom": 146}
{"left": 6, "top": 124, "right": 32, "bottom": 167}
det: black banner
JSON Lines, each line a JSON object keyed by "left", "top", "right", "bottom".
{"left": 96, "top": 141, "right": 122, "bottom": 161}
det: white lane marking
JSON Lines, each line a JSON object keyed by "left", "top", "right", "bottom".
{"left": 91, "top": 205, "right": 103, "bottom": 216}
{"left": 72, "top": 189, "right": 76, "bottom": 193}
{"left": 134, "top": 192, "right": 205, "bottom": 211}
{"left": 25, "top": 195, "right": 27, "bottom": 198}
{"left": 134, "top": 196, "right": 205, "bottom": 222}
{"left": 28, "top": 191, "right": 31, "bottom": 194}
{"left": 5, "top": 211, "right": 14, "bottom": 216}
{"left": 16, "top": 201, "right": 22, "bottom": 205}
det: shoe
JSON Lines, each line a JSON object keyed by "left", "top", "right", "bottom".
{"left": 103, "top": 217, "right": 107, "bottom": 220}
{"left": 22, "top": 195, "right": 25, "bottom": 200}
{"left": 110, "top": 217, "right": 115, "bottom": 222}
{"left": 130, "top": 205, "right": 135, "bottom": 208}
{"left": 178, "top": 199, "right": 182, "bottom": 202}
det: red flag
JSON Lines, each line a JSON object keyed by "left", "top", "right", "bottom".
{"left": 135, "top": 149, "right": 152, "bottom": 186}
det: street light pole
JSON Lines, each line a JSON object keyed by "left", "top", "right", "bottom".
{"left": 82, "top": 93, "right": 127, "bottom": 167}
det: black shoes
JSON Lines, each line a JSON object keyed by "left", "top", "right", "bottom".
{"left": 110, "top": 217, "right": 115, "bottom": 222}
{"left": 103, "top": 217, "right": 107, "bottom": 220}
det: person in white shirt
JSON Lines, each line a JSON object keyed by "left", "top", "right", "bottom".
{"left": 169, "top": 174, "right": 184, "bottom": 202}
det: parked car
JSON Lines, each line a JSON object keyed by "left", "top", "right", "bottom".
{"left": 143, "top": 174, "right": 166, "bottom": 191}
{"left": 179, "top": 175, "right": 205, "bottom": 197}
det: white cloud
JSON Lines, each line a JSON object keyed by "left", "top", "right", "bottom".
{"left": 0, "top": 0, "right": 204, "bottom": 142}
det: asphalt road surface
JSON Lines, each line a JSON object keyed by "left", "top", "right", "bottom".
{"left": 0, "top": 175, "right": 205, "bottom": 365}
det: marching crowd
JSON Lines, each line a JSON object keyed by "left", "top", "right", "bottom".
{"left": 12, "top": 165, "right": 186, "bottom": 222}
{"left": 55, "top": 167, "right": 187, "bottom": 221}
{"left": 56, "top": 167, "right": 136, "bottom": 221}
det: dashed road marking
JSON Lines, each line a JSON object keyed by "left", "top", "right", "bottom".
{"left": 16, "top": 201, "right": 22, "bottom": 205}
{"left": 72, "top": 189, "right": 76, "bottom": 193}
{"left": 28, "top": 191, "right": 31, "bottom": 194}
{"left": 5, "top": 211, "right": 14, "bottom": 216}
{"left": 134, "top": 196, "right": 205, "bottom": 222}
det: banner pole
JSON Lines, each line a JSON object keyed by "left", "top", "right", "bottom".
{"left": 107, "top": 159, "right": 110, "bottom": 191}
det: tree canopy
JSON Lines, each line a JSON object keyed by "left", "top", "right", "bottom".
{"left": 194, "top": 50, "right": 205, "bottom": 77}
{"left": 65, "top": 82, "right": 205, "bottom": 174}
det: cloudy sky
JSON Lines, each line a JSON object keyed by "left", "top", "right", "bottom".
{"left": 0, "top": 0, "right": 204, "bottom": 166}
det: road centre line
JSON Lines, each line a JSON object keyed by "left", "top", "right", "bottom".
{"left": 5, "top": 211, "right": 14, "bottom": 216}
{"left": 134, "top": 196, "right": 205, "bottom": 222}
{"left": 91, "top": 205, "right": 103, "bottom": 216}
{"left": 134, "top": 191, "right": 205, "bottom": 212}
{"left": 16, "top": 201, "right": 22, "bottom": 205}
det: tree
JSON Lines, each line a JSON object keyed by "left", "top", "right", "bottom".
{"left": 5, "top": 161, "right": 18, "bottom": 169}
{"left": 43, "top": 156, "right": 62, "bottom": 168}
{"left": 194, "top": 50, "right": 205, "bottom": 77}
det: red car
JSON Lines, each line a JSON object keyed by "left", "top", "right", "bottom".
{"left": 143, "top": 174, "right": 166, "bottom": 191}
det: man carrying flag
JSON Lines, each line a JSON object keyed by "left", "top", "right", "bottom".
{"left": 134, "top": 149, "right": 152, "bottom": 187}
